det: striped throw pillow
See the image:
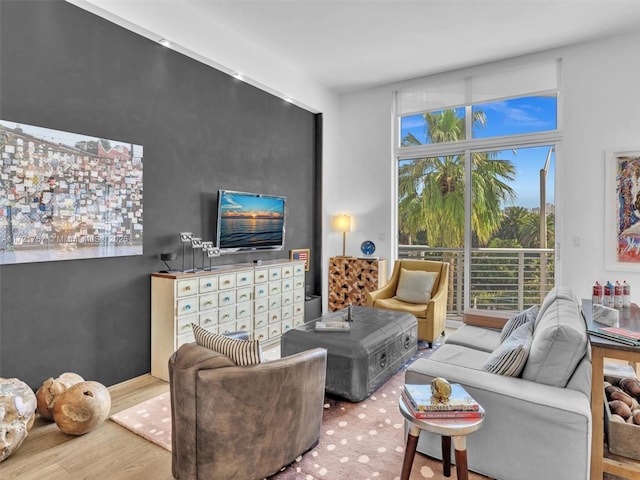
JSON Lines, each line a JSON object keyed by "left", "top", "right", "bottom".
{"left": 483, "top": 322, "right": 533, "bottom": 376}
{"left": 191, "top": 323, "right": 263, "bottom": 366}
{"left": 499, "top": 305, "right": 539, "bottom": 343}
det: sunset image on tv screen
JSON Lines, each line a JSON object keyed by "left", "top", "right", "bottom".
{"left": 218, "top": 191, "right": 285, "bottom": 249}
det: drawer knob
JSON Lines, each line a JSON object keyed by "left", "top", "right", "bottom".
{"left": 184, "top": 305, "right": 191, "bottom": 310}
{"left": 184, "top": 286, "right": 191, "bottom": 291}
{"left": 206, "top": 282, "right": 212, "bottom": 288}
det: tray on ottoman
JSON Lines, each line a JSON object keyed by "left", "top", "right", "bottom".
{"left": 281, "top": 306, "right": 418, "bottom": 402}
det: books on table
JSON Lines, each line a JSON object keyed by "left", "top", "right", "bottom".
{"left": 314, "top": 320, "right": 351, "bottom": 332}
{"left": 401, "top": 383, "right": 483, "bottom": 419}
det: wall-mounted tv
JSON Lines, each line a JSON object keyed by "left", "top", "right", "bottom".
{"left": 216, "top": 190, "right": 286, "bottom": 253}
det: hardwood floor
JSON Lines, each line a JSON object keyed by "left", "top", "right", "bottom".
{"left": 3, "top": 375, "right": 173, "bottom": 480}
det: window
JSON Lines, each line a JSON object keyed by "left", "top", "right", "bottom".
{"left": 394, "top": 59, "right": 561, "bottom": 314}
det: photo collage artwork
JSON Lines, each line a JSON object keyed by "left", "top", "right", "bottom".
{"left": 0, "top": 120, "right": 143, "bottom": 265}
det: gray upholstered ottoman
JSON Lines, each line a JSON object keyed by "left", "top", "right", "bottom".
{"left": 281, "top": 306, "right": 418, "bottom": 401}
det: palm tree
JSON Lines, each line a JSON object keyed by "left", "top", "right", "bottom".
{"left": 398, "top": 109, "right": 515, "bottom": 247}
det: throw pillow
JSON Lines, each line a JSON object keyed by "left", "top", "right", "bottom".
{"left": 499, "top": 305, "right": 539, "bottom": 343}
{"left": 394, "top": 268, "right": 439, "bottom": 304}
{"left": 191, "top": 323, "right": 263, "bottom": 366}
{"left": 482, "top": 322, "right": 533, "bottom": 377}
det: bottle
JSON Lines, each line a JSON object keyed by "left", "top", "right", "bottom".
{"left": 614, "top": 281, "right": 623, "bottom": 308}
{"left": 623, "top": 280, "right": 631, "bottom": 308}
{"left": 592, "top": 281, "right": 603, "bottom": 305}
{"left": 604, "top": 281, "right": 614, "bottom": 308}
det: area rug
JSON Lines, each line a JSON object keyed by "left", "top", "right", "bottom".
{"left": 111, "top": 343, "right": 488, "bottom": 479}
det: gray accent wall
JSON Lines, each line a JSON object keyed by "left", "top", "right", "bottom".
{"left": 0, "top": 0, "right": 320, "bottom": 389}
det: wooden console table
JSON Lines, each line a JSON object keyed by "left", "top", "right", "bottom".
{"left": 584, "top": 300, "right": 640, "bottom": 479}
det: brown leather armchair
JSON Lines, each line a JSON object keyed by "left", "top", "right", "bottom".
{"left": 169, "top": 343, "right": 327, "bottom": 480}
{"left": 366, "top": 259, "right": 449, "bottom": 347}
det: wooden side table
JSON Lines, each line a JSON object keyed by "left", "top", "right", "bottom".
{"left": 583, "top": 299, "right": 640, "bottom": 479}
{"left": 398, "top": 397, "right": 484, "bottom": 480}
{"left": 328, "top": 256, "right": 387, "bottom": 311}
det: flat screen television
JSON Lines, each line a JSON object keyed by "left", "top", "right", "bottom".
{"left": 216, "top": 189, "right": 286, "bottom": 253}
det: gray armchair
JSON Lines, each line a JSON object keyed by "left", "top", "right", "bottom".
{"left": 169, "top": 342, "right": 327, "bottom": 480}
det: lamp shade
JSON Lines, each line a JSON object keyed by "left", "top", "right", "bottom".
{"left": 333, "top": 214, "right": 352, "bottom": 233}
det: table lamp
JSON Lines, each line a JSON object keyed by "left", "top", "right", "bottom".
{"left": 333, "top": 214, "right": 352, "bottom": 256}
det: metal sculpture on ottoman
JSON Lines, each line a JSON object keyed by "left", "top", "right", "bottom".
{"left": 0, "top": 377, "right": 37, "bottom": 462}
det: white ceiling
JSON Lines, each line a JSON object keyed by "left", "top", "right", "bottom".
{"left": 170, "top": 0, "right": 640, "bottom": 94}
{"left": 76, "top": 0, "right": 640, "bottom": 95}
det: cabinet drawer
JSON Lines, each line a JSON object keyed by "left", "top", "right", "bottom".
{"left": 254, "top": 284, "right": 268, "bottom": 298}
{"left": 293, "top": 288, "right": 305, "bottom": 303}
{"left": 281, "top": 319, "right": 293, "bottom": 334}
{"left": 199, "top": 311, "right": 218, "bottom": 328}
{"left": 282, "top": 265, "right": 294, "bottom": 278}
{"left": 254, "top": 312, "right": 268, "bottom": 329}
{"left": 199, "top": 293, "right": 218, "bottom": 311}
{"left": 236, "top": 318, "right": 251, "bottom": 332}
{"left": 281, "top": 291, "right": 293, "bottom": 306}
{"left": 177, "top": 279, "right": 198, "bottom": 298}
{"left": 254, "top": 298, "right": 268, "bottom": 315}
{"left": 294, "top": 263, "right": 305, "bottom": 276}
{"left": 218, "top": 305, "right": 236, "bottom": 324}
{"left": 269, "top": 281, "right": 281, "bottom": 295}
{"left": 254, "top": 268, "right": 269, "bottom": 284}
{"left": 236, "top": 287, "right": 252, "bottom": 303}
{"left": 269, "top": 267, "right": 281, "bottom": 281}
{"left": 199, "top": 276, "right": 218, "bottom": 293}
{"left": 268, "top": 323, "right": 281, "bottom": 339}
{"left": 282, "top": 279, "right": 294, "bottom": 292}
{"left": 269, "top": 309, "right": 281, "bottom": 324}
{"left": 236, "top": 302, "right": 251, "bottom": 319}
{"left": 254, "top": 327, "right": 269, "bottom": 343}
{"left": 293, "top": 278, "right": 305, "bottom": 290}
{"left": 269, "top": 295, "right": 281, "bottom": 310}
{"left": 218, "top": 273, "right": 236, "bottom": 290}
{"left": 218, "top": 320, "right": 237, "bottom": 335}
{"left": 236, "top": 271, "right": 252, "bottom": 287}
{"left": 218, "top": 290, "right": 236, "bottom": 307}
{"left": 177, "top": 331, "right": 195, "bottom": 348}
{"left": 293, "top": 316, "right": 305, "bottom": 328}
{"left": 293, "top": 301, "right": 304, "bottom": 317}
{"left": 176, "top": 297, "right": 198, "bottom": 316}
{"left": 177, "top": 314, "right": 197, "bottom": 336}
{"left": 281, "top": 305, "right": 293, "bottom": 320}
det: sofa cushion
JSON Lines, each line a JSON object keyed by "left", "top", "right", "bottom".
{"left": 192, "top": 323, "right": 263, "bottom": 366}
{"left": 373, "top": 297, "right": 428, "bottom": 318}
{"left": 483, "top": 322, "right": 533, "bottom": 376}
{"left": 394, "top": 268, "right": 438, "bottom": 304}
{"left": 428, "top": 344, "right": 491, "bottom": 371}
{"left": 499, "top": 305, "right": 539, "bottom": 343}
{"left": 445, "top": 324, "right": 501, "bottom": 353}
{"left": 521, "top": 286, "right": 588, "bottom": 387}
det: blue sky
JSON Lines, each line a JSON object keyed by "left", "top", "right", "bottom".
{"left": 400, "top": 95, "right": 556, "bottom": 209}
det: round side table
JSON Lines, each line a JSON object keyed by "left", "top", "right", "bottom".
{"left": 398, "top": 396, "right": 484, "bottom": 480}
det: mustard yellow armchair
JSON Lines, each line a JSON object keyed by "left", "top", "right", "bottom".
{"left": 366, "top": 260, "right": 449, "bottom": 348}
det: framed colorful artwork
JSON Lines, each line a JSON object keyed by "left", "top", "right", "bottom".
{"left": 0, "top": 119, "right": 143, "bottom": 265}
{"left": 290, "top": 248, "right": 310, "bottom": 271}
{"left": 606, "top": 148, "right": 640, "bottom": 270}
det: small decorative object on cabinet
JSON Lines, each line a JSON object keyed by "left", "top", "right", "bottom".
{"left": 151, "top": 258, "right": 306, "bottom": 381}
{"left": 360, "top": 240, "right": 376, "bottom": 256}
{"left": 328, "top": 256, "right": 387, "bottom": 311}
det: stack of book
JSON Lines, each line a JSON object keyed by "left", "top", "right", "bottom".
{"left": 401, "top": 383, "right": 483, "bottom": 419}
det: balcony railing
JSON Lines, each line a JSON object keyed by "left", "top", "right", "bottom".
{"left": 398, "top": 245, "right": 555, "bottom": 318}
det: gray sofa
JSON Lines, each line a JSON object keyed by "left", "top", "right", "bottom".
{"left": 405, "top": 286, "right": 592, "bottom": 480}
